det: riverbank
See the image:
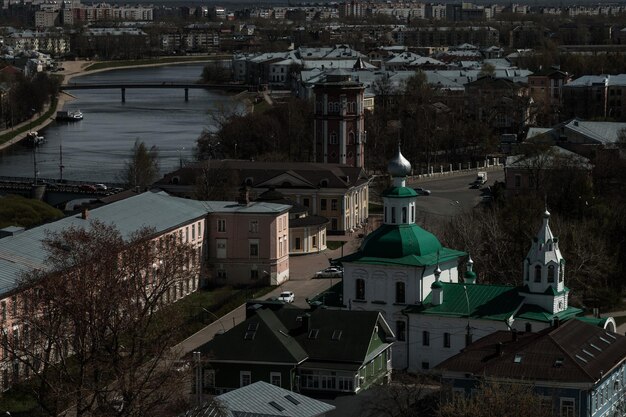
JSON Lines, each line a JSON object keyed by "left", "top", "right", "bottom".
{"left": 0, "top": 56, "right": 224, "bottom": 151}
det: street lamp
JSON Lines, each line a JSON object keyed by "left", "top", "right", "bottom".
{"left": 202, "top": 308, "right": 226, "bottom": 334}
{"left": 463, "top": 285, "right": 472, "bottom": 347}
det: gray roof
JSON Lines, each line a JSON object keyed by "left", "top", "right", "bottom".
{"left": 566, "top": 74, "right": 626, "bottom": 87}
{"left": 0, "top": 191, "right": 286, "bottom": 296}
{"left": 505, "top": 146, "right": 592, "bottom": 170}
{"left": 563, "top": 119, "right": 626, "bottom": 145}
{"left": 217, "top": 381, "right": 335, "bottom": 417}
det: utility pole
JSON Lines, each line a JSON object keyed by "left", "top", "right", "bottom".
{"left": 59, "top": 141, "right": 64, "bottom": 182}
{"left": 33, "top": 145, "right": 38, "bottom": 185}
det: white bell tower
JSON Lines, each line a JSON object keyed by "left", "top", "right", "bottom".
{"left": 522, "top": 210, "right": 568, "bottom": 314}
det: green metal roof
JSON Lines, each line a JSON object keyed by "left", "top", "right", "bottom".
{"left": 340, "top": 223, "right": 465, "bottom": 267}
{"left": 381, "top": 186, "right": 418, "bottom": 198}
{"left": 575, "top": 316, "right": 610, "bottom": 327}
{"left": 515, "top": 304, "right": 583, "bottom": 323}
{"left": 431, "top": 280, "right": 444, "bottom": 289}
{"left": 407, "top": 282, "right": 524, "bottom": 321}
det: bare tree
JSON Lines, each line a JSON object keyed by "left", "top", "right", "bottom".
{"left": 120, "top": 139, "right": 160, "bottom": 190}
{"left": 439, "top": 380, "right": 554, "bottom": 417}
{"left": 361, "top": 372, "right": 439, "bottom": 417}
{"left": 8, "top": 220, "right": 199, "bottom": 417}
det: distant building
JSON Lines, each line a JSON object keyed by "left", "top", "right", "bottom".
{"left": 313, "top": 70, "right": 366, "bottom": 168}
{"left": 562, "top": 74, "right": 626, "bottom": 122}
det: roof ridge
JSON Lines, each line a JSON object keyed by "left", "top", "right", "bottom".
{"left": 256, "top": 309, "right": 308, "bottom": 362}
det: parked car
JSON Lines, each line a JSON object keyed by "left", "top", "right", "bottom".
{"left": 79, "top": 184, "right": 97, "bottom": 192}
{"left": 95, "top": 183, "right": 108, "bottom": 191}
{"left": 315, "top": 267, "right": 343, "bottom": 278}
{"left": 414, "top": 187, "right": 431, "bottom": 196}
{"left": 278, "top": 291, "right": 295, "bottom": 303}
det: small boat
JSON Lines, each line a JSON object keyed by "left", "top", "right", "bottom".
{"left": 24, "top": 131, "right": 45, "bottom": 147}
{"left": 56, "top": 110, "right": 83, "bottom": 121}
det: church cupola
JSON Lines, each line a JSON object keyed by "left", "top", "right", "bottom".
{"left": 464, "top": 255, "right": 477, "bottom": 284}
{"left": 431, "top": 264, "right": 443, "bottom": 305}
{"left": 381, "top": 146, "right": 419, "bottom": 226}
{"left": 522, "top": 209, "right": 568, "bottom": 314}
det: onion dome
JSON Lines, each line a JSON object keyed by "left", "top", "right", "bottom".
{"left": 387, "top": 147, "right": 411, "bottom": 177}
{"left": 431, "top": 280, "right": 443, "bottom": 289}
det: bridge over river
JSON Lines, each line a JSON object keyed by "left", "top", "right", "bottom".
{"left": 61, "top": 82, "right": 254, "bottom": 102}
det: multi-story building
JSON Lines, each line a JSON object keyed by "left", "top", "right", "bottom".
{"left": 528, "top": 68, "right": 571, "bottom": 125}
{"left": 313, "top": 71, "right": 366, "bottom": 168}
{"left": 0, "top": 191, "right": 290, "bottom": 389}
{"left": 156, "top": 160, "right": 370, "bottom": 235}
{"left": 562, "top": 74, "right": 626, "bottom": 122}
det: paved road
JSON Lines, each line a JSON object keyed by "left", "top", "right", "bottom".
{"left": 407, "top": 170, "right": 504, "bottom": 219}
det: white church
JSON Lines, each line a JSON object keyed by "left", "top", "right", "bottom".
{"left": 340, "top": 148, "right": 616, "bottom": 372}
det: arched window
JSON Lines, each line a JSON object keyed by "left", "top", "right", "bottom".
{"left": 395, "top": 282, "right": 405, "bottom": 304}
{"left": 348, "top": 131, "right": 355, "bottom": 144}
{"left": 534, "top": 265, "right": 542, "bottom": 282}
{"left": 402, "top": 207, "right": 407, "bottom": 223}
{"left": 548, "top": 265, "right": 555, "bottom": 282}
{"left": 411, "top": 206, "right": 415, "bottom": 223}
{"left": 391, "top": 207, "right": 396, "bottom": 224}
{"left": 356, "top": 279, "right": 365, "bottom": 300}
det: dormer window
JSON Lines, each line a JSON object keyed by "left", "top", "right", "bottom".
{"left": 320, "top": 179, "right": 328, "bottom": 188}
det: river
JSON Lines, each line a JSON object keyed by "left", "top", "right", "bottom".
{"left": 0, "top": 63, "right": 238, "bottom": 183}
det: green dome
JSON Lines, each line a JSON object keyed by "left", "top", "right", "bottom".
{"left": 431, "top": 280, "right": 443, "bottom": 289}
{"left": 464, "top": 271, "right": 477, "bottom": 280}
{"left": 382, "top": 186, "right": 418, "bottom": 198}
{"left": 360, "top": 224, "right": 443, "bottom": 258}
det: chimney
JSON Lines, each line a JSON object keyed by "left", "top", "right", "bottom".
{"left": 238, "top": 185, "right": 250, "bottom": 205}
{"left": 81, "top": 208, "right": 89, "bottom": 220}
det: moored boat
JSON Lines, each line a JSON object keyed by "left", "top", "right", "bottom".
{"left": 56, "top": 110, "right": 83, "bottom": 121}
{"left": 24, "top": 131, "right": 45, "bottom": 147}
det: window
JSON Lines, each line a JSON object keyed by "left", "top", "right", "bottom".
{"left": 295, "top": 238, "right": 301, "bottom": 250}
{"left": 240, "top": 371, "right": 251, "bottom": 387}
{"left": 356, "top": 279, "right": 365, "bottom": 300}
{"left": 330, "top": 132, "right": 338, "bottom": 145}
{"left": 331, "top": 199, "right": 338, "bottom": 211}
{"left": 312, "top": 236, "right": 317, "bottom": 248}
{"left": 192, "top": 224, "right": 196, "bottom": 240}
{"left": 217, "top": 219, "right": 226, "bottom": 232}
{"left": 402, "top": 207, "right": 407, "bottom": 223}
{"left": 249, "top": 220, "right": 258, "bottom": 233}
{"left": 396, "top": 321, "right": 406, "bottom": 341}
{"left": 331, "top": 218, "right": 338, "bottom": 230}
{"left": 423, "top": 331, "right": 430, "bottom": 346}
{"left": 204, "top": 370, "right": 215, "bottom": 388}
{"left": 270, "top": 372, "right": 281, "bottom": 387}
{"left": 395, "top": 282, "right": 405, "bottom": 304}
{"left": 422, "top": 361, "right": 430, "bottom": 370}
{"left": 321, "top": 199, "right": 327, "bottom": 211}
{"left": 391, "top": 207, "right": 396, "bottom": 223}
{"left": 444, "top": 332, "right": 451, "bottom": 348}
{"left": 560, "top": 398, "right": 575, "bottom": 417}
{"left": 217, "top": 269, "right": 226, "bottom": 279}
{"left": 411, "top": 206, "right": 415, "bottom": 223}
{"left": 249, "top": 242, "right": 259, "bottom": 257}
{"left": 250, "top": 270, "right": 259, "bottom": 280}
{"left": 515, "top": 174, "right": 521, "bottom": 188}
{"left": 198, "top": 221, "right": 202, "bottom": 237}
{"left": 534, "top": 265, "right": 542, "bottom": 282}
{"left": 548, "top": 265, "right": 555, "bottom": 282}
{"left": 185, "top": 227, "right": 189, "bottom": 242}
{"left": 303, "top": 198, "right": 310, "bottom": 207}
{"left": 525, "top": 322, "right": 532, "bottom": 332}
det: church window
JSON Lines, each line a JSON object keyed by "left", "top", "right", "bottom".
{"left": 348, "top": 131, "right": 355, "bottom": 144}
{"left": 559, "top": 263, "right": 564, "bottom": 282}
{"left": 330, "top": 132, "right": 338, "bottom": 145}
{"left": 534, "top": 265, "right": 542, "bottom": 282}
{"left": 444, "top": 332, "right": 451, "bottom": 348}
{"left": 402, "top": 207, "right": 407, "bottom": 223}
{"left": 558, "top": 301, "right": 563, "bottom": 310}
{"left": 356, "top": 279, "right": 365, "bottom": 300}
{"left": 391, "top": 207, "right": 396, "bottom": 224}
{"left": 395, "top": 282, "right": 405, "bottom": 304}
{"left": 548, "top": 265, "right": 555, "bottom": 283}
{"left": 411, "top": 206, "right": 415, "bottom": 223}
{"left": 422, "top": 331, "right": 430, "bottom": 346}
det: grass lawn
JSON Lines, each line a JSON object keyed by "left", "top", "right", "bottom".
{"left": 0, "top": 98, "right": 58, "bottom": 147}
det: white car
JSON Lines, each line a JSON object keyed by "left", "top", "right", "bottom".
{"left": 95, "top": 183, "right": 108, "bottom": 191}
{"left": 278, "top": 291, "right": 295, "bottom": 303}
{"left": 315, "top": 267, "right": 343, "bottom": 278}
